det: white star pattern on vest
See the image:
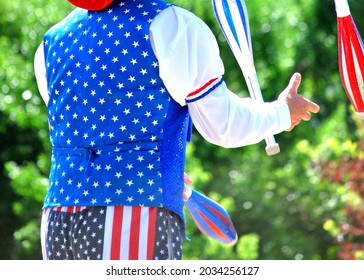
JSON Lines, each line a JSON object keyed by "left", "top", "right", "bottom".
{"left": 42, "top": 0, "right": 191, "bottom": 221}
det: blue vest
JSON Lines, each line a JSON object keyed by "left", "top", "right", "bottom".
{"left": 42, "top": 0, "right": 191, "bottom": 221}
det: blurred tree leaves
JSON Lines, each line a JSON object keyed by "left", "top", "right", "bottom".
{"left": 0, "top": 0, "right": 73, "bottom": 259}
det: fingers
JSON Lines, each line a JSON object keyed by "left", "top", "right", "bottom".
{"left": 301, "top": 98, "right": 320, "bottom": 120}
{"left": 301, "top": 111, "right": 312, "bottom": 121}
{"left": 305, "top": 98, "right": 320, "bottom": 113}
{"left": 288, "top": 72, "right": 302, "bottom": 93}
{"left": 287, "top": 105, "right": 316, "bottom": 131}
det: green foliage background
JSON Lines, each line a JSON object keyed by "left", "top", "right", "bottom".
{"left": 1, "top": 0, "right": 363, "bottom": 260}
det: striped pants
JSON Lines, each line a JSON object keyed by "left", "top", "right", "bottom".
{"left": 40, "top": 206, "right": 184, "bottom": 260}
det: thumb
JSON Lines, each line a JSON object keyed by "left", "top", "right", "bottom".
{"left": 288, "top": 72, "right": 302, "bottom": 94}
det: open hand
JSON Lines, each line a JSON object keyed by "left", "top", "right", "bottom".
{"left": 278, "top": 73, "right": 320, "bottom": 131}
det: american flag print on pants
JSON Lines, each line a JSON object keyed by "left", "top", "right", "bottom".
{"left": 41, "top": 206, "right": 183, "bottom": 260}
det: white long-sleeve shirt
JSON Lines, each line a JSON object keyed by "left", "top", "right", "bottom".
{"left": 34, "top": 5, "right": 290, "bottom": 148}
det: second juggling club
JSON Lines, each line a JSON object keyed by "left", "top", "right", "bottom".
{"left": 335, "top": 0, "right": 364, "bottom": 119}
{"left": 183, "top": 184, "right": 238, "bottom": 246}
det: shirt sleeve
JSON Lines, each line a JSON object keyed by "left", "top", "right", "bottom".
{"left": 150, "top": 6, "right": 224, "bottom": 106}
{"left": 150, "top": 6, "right": 291, "bottom": 148}
{"left": 188, "top": 81, "right": 291, "bottom": 148}
{"left": 34, "top": 43, "right": 49, "bottom": 106}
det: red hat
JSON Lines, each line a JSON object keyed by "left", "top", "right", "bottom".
{"left": 67, "top": 0, "right": 113, "bottom": 11}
